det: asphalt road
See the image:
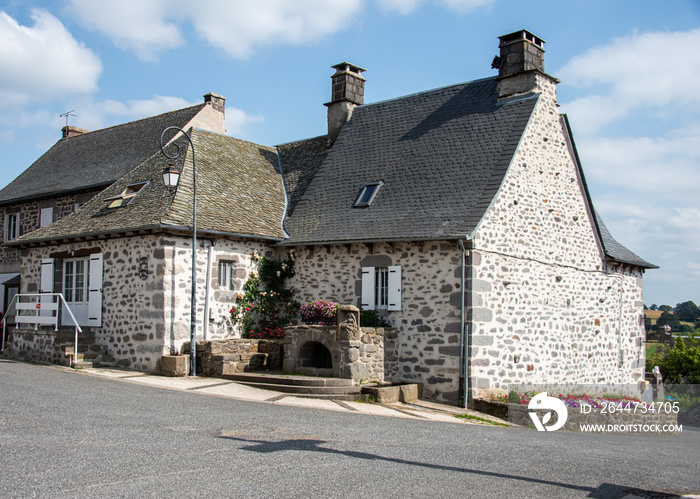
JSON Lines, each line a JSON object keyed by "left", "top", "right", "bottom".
{"left": 1, "top": 358, "right": 698, "bottom": 498}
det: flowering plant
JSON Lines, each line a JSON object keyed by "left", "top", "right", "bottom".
{"left": 230, "top": 250, "right": 300, "bottom": 339}
{"left": 299, "top": 300, "right": 339, "bottom": 325}
{"left": 250, "top": 326, "right": 286, "bottom": 339}
{"left": 507, "top": 391, "right": 641, "bottom": 409}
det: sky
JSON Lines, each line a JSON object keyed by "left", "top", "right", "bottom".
{"left": 0, "top": 0, "right": 698, "bottom": 307}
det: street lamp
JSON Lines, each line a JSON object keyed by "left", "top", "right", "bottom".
{"left": 160, "top": 126, "right": 197, "bottom": 376}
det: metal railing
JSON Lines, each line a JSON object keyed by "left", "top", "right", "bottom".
{"left": 1, "top": 293, "right": 82, "bottom": 366}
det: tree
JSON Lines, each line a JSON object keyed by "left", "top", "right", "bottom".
{"left": 674, "top": 301, "right": 700, "bottom": 323}
{"left": 648, "top": 334, "right": 700, "bottom": 385}
{"left": 659, "top": 305, "right": 673, "bottom": 312}
{"left": 650, "top": 304, "right": 658, "bottom": 311}
{"left": 656, "top": 311, "right": 680, "bottom": 331}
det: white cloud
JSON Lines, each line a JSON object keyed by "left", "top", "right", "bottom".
{"left": 0, "top": 9, "right": 102, "bottom": 106}
{"left": 558, "top": 28, "right": 700, "bottom": 134}
{"left": 575, "top": 128, "right": 700, "bottom": 194}
{"left": 438, "top": 0, "right": 494, "bottom": 13}
{"left": 378, "top": 0, "right": 425, "bottom": 14}
{"left": 66, "top": 0, "right": 493, "bottom": 60}
{"left": 66, "top": 0, "right": 183, "bottom": 61}
{"left": 226, "top": 108, "right": 264, "bottom": 136}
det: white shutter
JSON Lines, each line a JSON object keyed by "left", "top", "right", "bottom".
{"left": 3, "top": 214, "right": 7, "bottom": 241}
{"left": 86, "top": 253, "right": 103, "bottom": 326}
{"left": 40, "top": 208, "right": 53, "bottom": 227}
{"left": 387, "top": 265, "right": 401, "bottom": 311}
{"left": 361, "top": 267, "right": 375, "bottom": 310}
{"left": 40, "top": 258, "right": 55, "bottom": 318}
{"left": 40, "top": 259, "right": 55, "bottom": 293}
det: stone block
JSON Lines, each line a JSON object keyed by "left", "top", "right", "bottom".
{"left": 161, "top": 355, "right": 188, "bottom": 377}
{"left": 399, "top": 384, "right": 419, "bottom": 402}
{"left": 362, "top": 385, "right": 401, "bottom": 404}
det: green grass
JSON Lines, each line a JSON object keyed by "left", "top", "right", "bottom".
{"left": 454, "top": 414, "right": 508, "bottom": 427}
{"left": 646, "top": 342, "right": 659, "bottom": 358}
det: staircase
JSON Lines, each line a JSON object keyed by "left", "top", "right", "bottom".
{"left": 57, "top": 330, "right": 116, "bottom": 368}
{"left": 221, "top": 372, "right": 364, "bottom": 400}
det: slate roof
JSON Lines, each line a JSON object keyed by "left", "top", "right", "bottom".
{"left": 161, "top": 129, "right": 286, "bottom": 239}
{"left": 282, "top": 77, "right": 538, "bottom": 245}
{"left": 8, "top": 129, "right": 288, "bottom": 244}
{"left": 0, "top": 104, "right": 206, "bottom": 205}
{"left": 277, "top": 136, "right": 330, "bottom": 217}
{"left": 595, "top": 212, "right": 657, "bottom": 269}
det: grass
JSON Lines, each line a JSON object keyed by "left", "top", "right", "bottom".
{"left": 455, "top": 413, "right": 508, "bottom": 427}
{"left": 646, "top": 342, "right": 659, "bottom": 358}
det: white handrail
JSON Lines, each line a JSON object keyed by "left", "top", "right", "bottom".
{"left": 1, "top": 293, "right": 83, "bottom": 367}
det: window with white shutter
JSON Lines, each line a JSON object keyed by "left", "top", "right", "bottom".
{"left": 361, "top": 265, "right": 401, "bottom": 311}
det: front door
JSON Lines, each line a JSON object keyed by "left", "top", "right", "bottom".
{"left": 61, "top": 258, "right": 89, "bottom": 326}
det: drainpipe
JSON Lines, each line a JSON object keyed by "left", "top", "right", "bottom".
{"left": 202, "top": 239, "right": 215, "bottom": 340}
{"left": 458, "top": 238, "right": 469, "bottom": 408}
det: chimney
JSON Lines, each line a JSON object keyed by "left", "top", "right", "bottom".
{"left": 204, "top": 92, "right": 226, "bottom": 114}
{"left": 325, "top": 62, "right": 366, "bottom": 145}
{"left": 492, "top": 30, "right": 552, "bottom": 98}
{"left": 61, "top": 126, "right": 88, "bottom": 139}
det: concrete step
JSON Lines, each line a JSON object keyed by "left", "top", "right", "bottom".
{"left": 234, "top": 381, "right": 362, "bottom": 396}
{"left": 222, "top": 372, "right": 354, "bottom": 387}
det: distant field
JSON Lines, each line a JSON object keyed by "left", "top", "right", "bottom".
{"left": 644, "top": 310, "right": 663, "bottom": 320}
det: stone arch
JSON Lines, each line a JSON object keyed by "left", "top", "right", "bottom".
{"left": 299, "top": 341, "right": 333, "bottom": 369}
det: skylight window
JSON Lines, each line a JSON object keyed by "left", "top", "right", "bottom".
{"left": 105, "top": 182, "right": 148, "bottom": 208}
{"left": 354, "top": 181, "right": 383, "bottom": 207}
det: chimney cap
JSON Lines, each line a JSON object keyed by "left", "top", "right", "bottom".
{"left": 331, "top": 62, "right": 367, "bottom": 79}
{"left": 499, "top": 29, "right": 546, "bottom": 49}
{"left": 61, "top": 125, "right": 89, "bottom": 139}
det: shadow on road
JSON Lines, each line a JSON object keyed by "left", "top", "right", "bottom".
{"left": 219, "top": 436, "right": 682, "bottom": 498}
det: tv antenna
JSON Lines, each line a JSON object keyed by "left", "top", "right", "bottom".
{"left": 60, "top": 110, "right": 76, "bottom": 128}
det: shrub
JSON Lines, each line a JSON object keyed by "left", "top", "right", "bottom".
{"left": 360, "top": 309, "right": 391, "bottom": 327}
{"left": 648, "top": 333, "right": 700, "bottom": 384}
{"left": 299, "top": 300, "right": 338, "bottom": 325}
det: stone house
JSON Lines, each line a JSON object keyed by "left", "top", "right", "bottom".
{"left": 1, "top": 30, "right": 656, "bottom": 405}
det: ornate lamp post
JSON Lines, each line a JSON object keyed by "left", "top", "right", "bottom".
{"left": 160, "top": 126, "right": 197, "bottom": 376}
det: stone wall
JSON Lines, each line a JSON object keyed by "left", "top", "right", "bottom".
{"left": 467, "top": 73, "right": 647, "bottom": 400}
{"left": 280, "top": 241, "right": 463, "bottom": 403}
{"left": 186, "top": 338, "right": 282, "bottom": 376}
{"left": 162, "top": 237, "right": 273, "bottom": 345}
{"left": 19, "top": 235, "right": 168, "bottom": 372}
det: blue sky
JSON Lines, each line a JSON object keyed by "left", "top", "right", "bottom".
{"left": 1, "top": 0, "right": 699, "bottom": 307}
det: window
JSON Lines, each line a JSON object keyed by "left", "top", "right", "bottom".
{"left": 354, "top": 181, "right": 383, "bottom": 207}
{"left": 3, "top": 213, "right": 20, "bottom": 241}
{"left": 63, "top": 259, "right": 87, "bottom": 304}
{"left": 40, "top": 207, "right": 54, "bottom": 227}
{"left": 105, "top": 182, "right": 148, "bottom": 208}
{"left": 218, "top": 261, "right": 234, "bottom": 290}
{"left": 361, "top": 266, "right": 401, "bottom": 311}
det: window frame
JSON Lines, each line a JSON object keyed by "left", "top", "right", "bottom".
{"left": 4, "top": 212, "right": 20, "bottom": 241}
{"left": 218, "top": 261, "right": 234, "bottom": 291}
{"left": 354, "top": 181, "right": 383, "bottom": 208}
{"left": 105, "top": 181, "right": 149, "bottom": 208}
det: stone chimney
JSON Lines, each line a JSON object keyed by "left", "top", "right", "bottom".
{"left": 204, "top": 92, "right": 226, "bottom": 114}
{"left": 61, "top": 126, "right": 88, "bottom": 139}
{"left": 325, "top": 62, "right": 366, "bottom": 145}
{"left": 492, "top": 30, "right": 554, "bottom": 98}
